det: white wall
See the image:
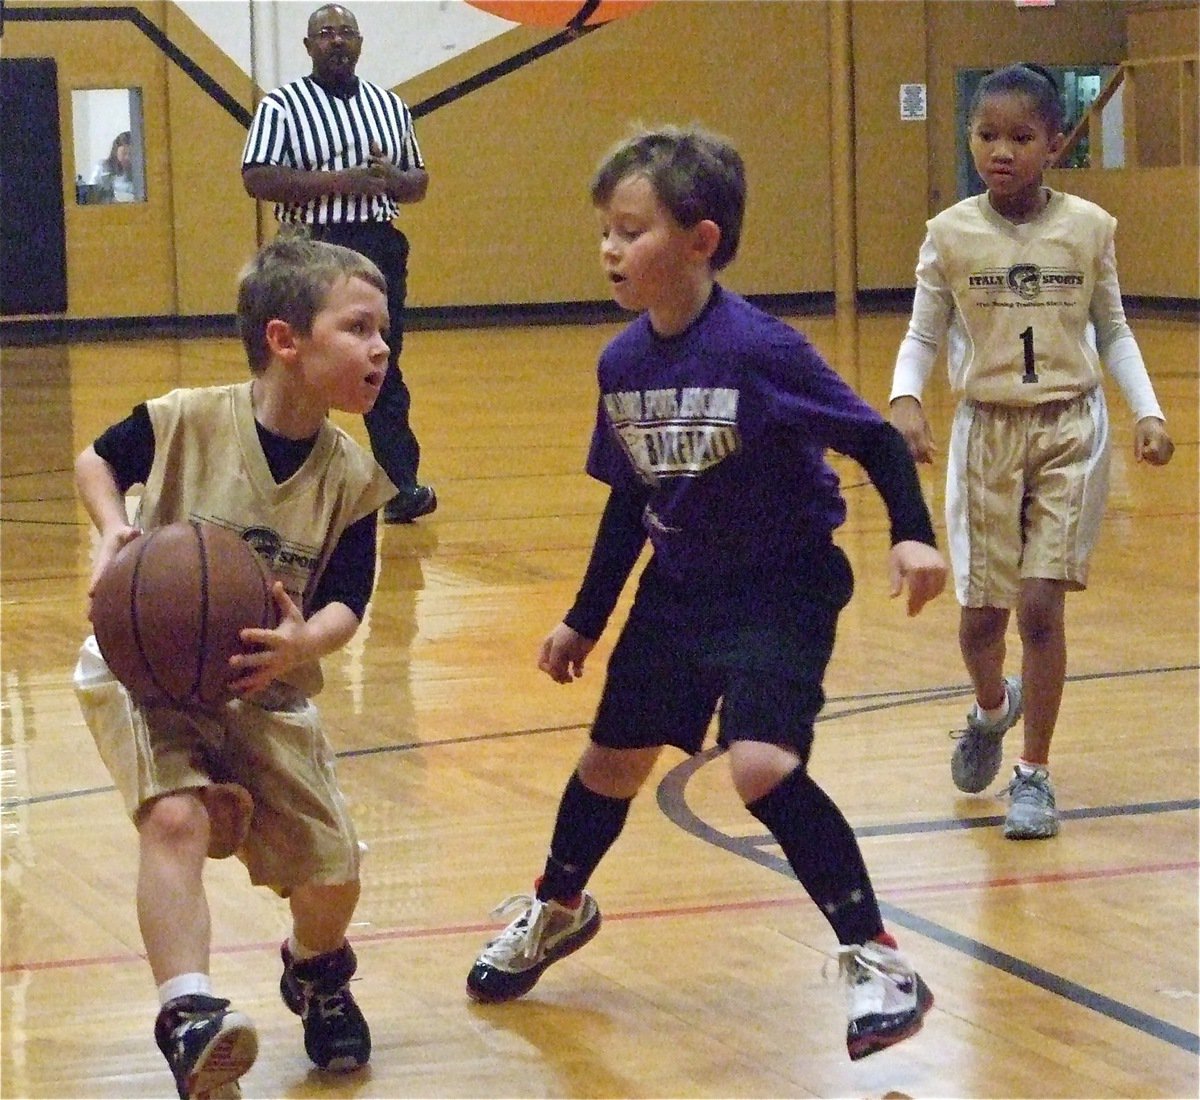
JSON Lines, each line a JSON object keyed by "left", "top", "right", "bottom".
{"left": 71, "top": 88, "right": 132, "bottom": 181}
{"left": 176, "top": 0, "right": 519, "bottom": 90}
{"left": 1102, "top": 79, "right": 1125, "bottom": 169}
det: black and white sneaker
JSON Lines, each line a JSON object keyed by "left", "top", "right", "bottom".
{"left": 153, "top": 994, "right": 257, "bottom": 1100}
{"left": 838, "top": 941, "right": 933, "bottom": 1060}
{"left": 466, "top": 891, "right": 601, "bottom": 1003}
{"left": 280, "top": 941, "right": 371, "bottom": 1071}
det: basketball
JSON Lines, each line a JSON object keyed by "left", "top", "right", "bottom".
{"left": 90, "top": 520, "right": 279, "bottom": 710}
{"left": 464, "top": 1, "right": 653, "bottom": 28}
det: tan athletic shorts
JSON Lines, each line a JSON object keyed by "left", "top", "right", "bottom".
{"left": 73, "top": 636, "right": 360, "bottom": 895}
{"left": 945, "top": 388, "right": 1111, "bottom": 608}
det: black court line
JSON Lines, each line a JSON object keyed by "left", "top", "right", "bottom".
{"left": 410, "top": 24, "right": 602, "bottom": 119}
{"left": 6, "top": 5, "right": 605, "bottom": 129}
{"left": 736, "top": 797, "right": 1200, "bottom": 839}
{"left": 878, "top": 906, "right": 1200, "bottom": 1056}
{"left": 655, "top": 745, "right": 1200, "bottom": 1056}
{"left": 5, "top": 665, "right": 1195, "bottom": 812}
{"left": 6, "top": 663, "right": 1197, "bottom": 1051}
{"left": 0, "top": 721, "right": 592, "bottom": 811}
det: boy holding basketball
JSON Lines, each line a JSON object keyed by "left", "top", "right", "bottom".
{"left": 465, "top": 125, "right": 947, "bottom": 1060}
{"left": 73, "top": 233, "right": 395, "bottom": 1098}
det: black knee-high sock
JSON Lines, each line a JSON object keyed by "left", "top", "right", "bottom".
{"left": 536, "top": 771, "right": 631, "bottom": 903}
{"left": 747, "top": 764, "right": 884, "bottom": 946}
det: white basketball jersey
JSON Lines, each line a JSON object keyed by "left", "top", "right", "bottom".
{"left": 927, "top": 191, "right": 1114, "bottom": 405}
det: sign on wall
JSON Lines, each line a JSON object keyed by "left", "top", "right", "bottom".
{"left": 900, "top": 82, "right": 927, "bottom": 121}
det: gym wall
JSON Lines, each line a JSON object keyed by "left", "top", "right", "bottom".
{"left": 1, "top": 0, "right": 1195, "bottom": 330}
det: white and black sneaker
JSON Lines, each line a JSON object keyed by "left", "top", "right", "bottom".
{"left": 154, "top": 994, "right": 257, "bottom": 1100}
{"left": 837, "top": 941, "right": 933, "bottom": 1060}
{"left": 467, "top": 891, "right": 601, "bottom": 1003}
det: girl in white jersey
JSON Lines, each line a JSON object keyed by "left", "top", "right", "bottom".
{"left": 889, "top": 63, "right": 1174, "bottom": 840}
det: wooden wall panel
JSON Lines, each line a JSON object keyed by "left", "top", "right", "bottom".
{"left": 1044, "top": 165, "right": 1200, "bottom": 298}
{"left": 163, "top": 2, "right": 262, "bottom": 316}
{"left": 1127, "top": 1, "right": 1200, "bottom": 56}
{"left": 0, "top": 0, "right": 1194, "bottom": 324}
{"left": 399, "top": 0, "right": 834, "bottom": 308}
{"left": 852, "top": 0, "right": 930, "bottom": 291}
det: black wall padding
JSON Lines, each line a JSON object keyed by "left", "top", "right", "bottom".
{"left": 1, "top": 57, "right": 68, "bottom": 316}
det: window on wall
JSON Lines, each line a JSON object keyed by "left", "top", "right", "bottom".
{"left": 1055, "top": 68, "right": 1115, "bottom": 168}
{"left": 954, "top": 65, "right": 1119, "bottom": 198}
{"left": 72, "top": 88, "right": 146, "bottom": 205}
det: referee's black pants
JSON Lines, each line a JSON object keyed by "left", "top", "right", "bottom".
{"left": 312, "top": 221, "right": 421, "bottom": 495}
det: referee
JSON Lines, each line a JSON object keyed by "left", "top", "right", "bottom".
{"left": 242, "top": 3, "right": 435, "bottom": 524}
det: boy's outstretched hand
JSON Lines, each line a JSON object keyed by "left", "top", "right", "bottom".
{"left": 1134, "top": 416, "right": 1174, "bottom": 466}
{"left": 889, "top": 540, "right": 948, "bottom": 616}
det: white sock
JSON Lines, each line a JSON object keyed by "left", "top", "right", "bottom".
{"left": 978, "top": 691, "right": 1010, "bottom": 724}
{"left": 158, "top": 972, "right": 212, "bottom": 1006}
{"left": 288, "top": 935, "right": 325, "bottom": 962}
{"left": 1016, "top": 759, "right": 1048, "bottom": 777}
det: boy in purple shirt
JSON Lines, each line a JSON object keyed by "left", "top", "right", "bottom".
{"left": 465, "top": 125, "right": 947, "bottom": 1060}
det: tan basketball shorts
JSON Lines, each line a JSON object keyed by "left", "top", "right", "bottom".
{"left": 945, "top": 388, "right": 1111, "bottom": 608}
{"left": 73, "top": 636, "right": 360, "bottom": 895}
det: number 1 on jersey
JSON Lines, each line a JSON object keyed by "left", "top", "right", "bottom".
{"left": 1019, "top": 326, "right": 1039, "bottom": 384}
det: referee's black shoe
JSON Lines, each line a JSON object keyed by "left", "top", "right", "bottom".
{"left": 383, "top": 485, "right": 437, "bottom": 524}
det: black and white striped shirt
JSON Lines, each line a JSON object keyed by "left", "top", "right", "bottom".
{"left": 242, "top": 76, "right": 424, "bottom": 225}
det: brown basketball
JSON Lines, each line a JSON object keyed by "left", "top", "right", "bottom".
{"left": 91, "top": 520, "right": 279, "bottom": 709}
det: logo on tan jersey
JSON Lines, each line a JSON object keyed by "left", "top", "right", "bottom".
{"left": 240, "top": 525, "right": 322, "bottom": 607}
{"left": 241, "top": 526, "right": 284, "bottom": 570}
{"left": 968, "top": 263, "right": 1085, "bottom": 301}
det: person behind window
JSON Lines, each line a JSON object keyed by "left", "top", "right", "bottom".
{"left": 89, "top": 131, "right": 135, "bottom": 203}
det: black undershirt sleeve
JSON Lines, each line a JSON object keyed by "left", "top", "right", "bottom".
{"left": 562, "top": 486, "right": 649, "bottom": 641}
{"left": 838, "top": 420, "right": 937, "bottom": 547}
{"left": 310, "top": 511, "right": 376, "bottom": 619}
{"left": 92, "top": 403, "right": 154, "bottom": 490}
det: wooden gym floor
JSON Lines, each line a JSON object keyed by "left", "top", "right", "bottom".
{"left": 1, "top": 308, "right": 1196, "bottom": 1098}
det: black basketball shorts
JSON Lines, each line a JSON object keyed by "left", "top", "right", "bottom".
{"left": 590, "top": 546, "right": 853, "bottom": 761}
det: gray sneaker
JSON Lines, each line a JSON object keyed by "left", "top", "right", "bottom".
{"left": 950, "top": 676, "right": 1023, "bottom": 793}
{"left": 1003, "top": 764, "right": 1060, "bottom": 839}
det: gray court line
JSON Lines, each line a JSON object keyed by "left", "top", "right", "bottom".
{"left": 5, "top": 664, "right": 1194, "bottom": 810}
{"left": 655, "top": 746, "right": 1200, "bottom": 1056}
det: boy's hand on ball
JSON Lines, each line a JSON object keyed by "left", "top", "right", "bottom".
{"left": 889, "top": 541, "right": 947, "bottom": 617}
{"left": 1134, "top": 416, "right": 1174, "bottom": 466}
{"left": 87, "top": 524, "right": 142, "bottom": 604}
{"left": 230, "top": 582, "right": 308, "bottom": 693}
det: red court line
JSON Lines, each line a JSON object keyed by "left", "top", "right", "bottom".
{"left": 3, "top": 858, "right": 1195, "bottom": 975}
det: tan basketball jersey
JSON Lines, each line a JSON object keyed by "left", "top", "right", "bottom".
{"left": 926, "top": 191, "right": 1114, "bottom": 406}
{"left": 136, "top": 381, "right": 395, "bottom": 691}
